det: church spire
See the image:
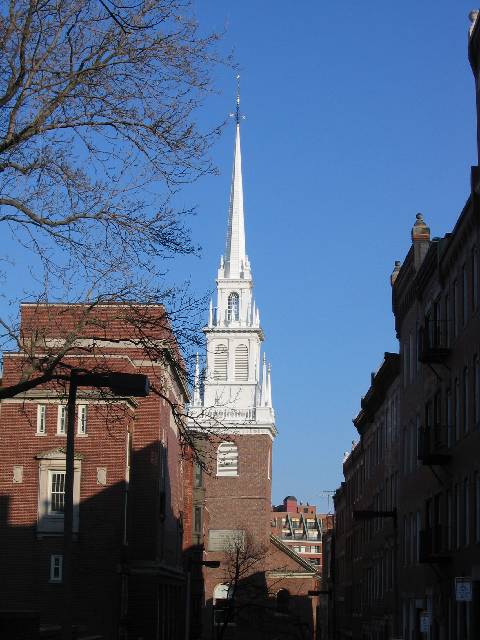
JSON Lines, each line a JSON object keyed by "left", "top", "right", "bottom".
{"left": 224, "top": 76, "right": 249, "bottom": 280}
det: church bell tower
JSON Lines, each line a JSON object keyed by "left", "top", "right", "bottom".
{"left": 189, "top": 84, "right": 276, "bottom": 575}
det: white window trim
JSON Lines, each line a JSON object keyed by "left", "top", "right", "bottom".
{"left": 49, "top": 554, "right": 63, "bottom": 583}
{"left": 37, "top": 451, "right": 81, "bottom": 535}
{"left": 36, "top": 405, "right": 47, "bottom": 435}
{"left": 77, "top": 404, "right": 88, "bottom": 436}
{"left": 57, "top": 405, "right": 67, "bottom": 436}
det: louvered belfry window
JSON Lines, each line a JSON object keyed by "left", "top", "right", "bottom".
{"left": 235, "top": 344, "right": 248, "bottom": 381}
{"left": 213, "top": 344, "right": 228, "bottom": 381}
{"left": 217, "top": 442, "right": 238, "bottom": 476}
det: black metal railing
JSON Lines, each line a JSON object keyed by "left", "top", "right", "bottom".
{"left": 419, "top": 526, "right": 451, "bottom": 563}
{"left": 417, "top": 425, "right": 452, "bottom": 465}
{"left": 418, "top": 319, "right": 451, "bottom": 363}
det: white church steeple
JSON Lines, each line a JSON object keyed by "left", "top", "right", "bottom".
{"left": 190, "top": 81, "right": 276, "bottom": 440}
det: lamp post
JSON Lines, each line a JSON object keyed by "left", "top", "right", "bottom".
{"left": 185, "top": 559, "right": 221, "bottom": 640}
{"left": 62, "top": 370, "right": 149, "bottom": 640}
{"left": 352, "top": 509, "right": 399, "bottom": 640}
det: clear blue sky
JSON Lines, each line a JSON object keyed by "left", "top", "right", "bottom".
{"left": 176, "top": 1, "right": 479, "bottom": 510}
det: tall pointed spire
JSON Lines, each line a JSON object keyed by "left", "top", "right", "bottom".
{"left": 224, "top": 76, "right": 248, "bottom": 280}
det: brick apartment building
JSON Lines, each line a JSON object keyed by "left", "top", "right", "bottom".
{"left": 329, "top": 13, "right": 480, "bottom": 640}
{"left": 0, "top": 303, "right": 192, "bottom": 639}
{"left": 271, "top": 495, "right": 334, "bottom": 572}
{"left": 332, "top": 354, "right": 401, "bottom": 639}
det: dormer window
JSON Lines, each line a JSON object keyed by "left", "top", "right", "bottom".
{"left": 227, "top": 292, "right": 240, "bottom": 322}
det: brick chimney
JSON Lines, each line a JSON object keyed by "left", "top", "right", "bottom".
{"left": 411, "top": 213, "right": 430, "bottom": 270}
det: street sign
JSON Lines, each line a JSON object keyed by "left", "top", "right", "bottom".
{"left": 455, "top": 577, "right": 473, "bottom": 601}
{"left": 420, "top": 611, "right": 430, "bottom": 632}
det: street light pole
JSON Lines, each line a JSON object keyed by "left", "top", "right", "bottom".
{"left": 62, "top": 369, "right": 78, "bottom": 640}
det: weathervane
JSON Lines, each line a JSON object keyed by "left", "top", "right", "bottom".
{"left": 229, "top": 74, "right": 246, "bottom": 125}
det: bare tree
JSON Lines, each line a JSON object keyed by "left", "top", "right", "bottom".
{"left": 0, "top": 0, "right": 226, "bottom": 408}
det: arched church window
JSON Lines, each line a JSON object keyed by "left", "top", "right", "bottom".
{"left": 213, "top": 583, "right": 234, "bottom": 625}
{"left": 234, "top": 344, "right": 249, "bottom": 381}
{"left": 227, "top": 292, "right": 240, "bottom": 321}
{"left": 276, "top": 589, "right": 290, "bottom": 614}
{"left": 217, "top": 442, "right": 238, "bottom": 476}
{"left": 213, "top": 344, "right": 228, "bottom": 381}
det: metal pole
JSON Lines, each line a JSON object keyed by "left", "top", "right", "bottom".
{"left": 62, "top": 370, "right": 78, "bottom": 640}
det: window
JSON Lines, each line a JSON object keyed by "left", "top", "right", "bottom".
{"left": 445, "top": 294, "right": 451, "bottom": 346}
{"left": 475, "top": 356, "right": 480, "bottom": 427}
{"left": 463, "top": 368, "right": 469, "bottom": 434}
{"left": 276, "top": 589, "right": 290, "bottom": 614}
{"left": 453, "top": 280, "right": 458, "bottom": 338}
{"left": 49, "top": 555, "right": 63, "bottom": 583}
{"left": 216, "top": 442, "right": 238, "bottom": 477}
{"left": 77, "top": 404, "right": 87, "bottom": 435}
{"left": 194, "top": 506, "right": 202, "bottom": 534}
{"left": 455, "top": 378, "right": 460, "bottom": 441}
{"left": 455, "top": 484, "right": 461, "bottom": 549}
{"left": 475, "top": 473, "right": 480, "bottom": 543}
{"left": 447, "top": 389, "right": 453, "bottom": 447}
{"left": 57, "top": 406, "right": 66, "bottom": 435}
{"left": 194, "top": 462, "right": 203, "bottom": 488}
{"left": 213, "top": 344, "right": 228, "bottom": 381}
{"left": 37, "top": 405, "right": 46, "bottom": 435}
{"left": 49, "top": 471, "right": 66, "bottom": 515}
{"left": 227, "top": 292, "right": 239, "bottom": 322}
{"left": 473, "top": 248, "right": 478, "bottom": 311}
{"left": 463, "top": 264, "right": 469, "bottom": 325}
{"left": 234, "top": 344, "right": 248, "bottom": 381}
{"left": 37, "top": 450, "right": 81, "bottom": 534}
{"left": 409, "top": 332, "right": 414, "bottom": 382}
{"left": 464, "top": 478, "right": 470, "bottom": 547}
{"left": 213, "top": 584, "right": 233, "bottom": 625}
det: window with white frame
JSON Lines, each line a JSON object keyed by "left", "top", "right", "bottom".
{"left": 227, "top": 292, "right": 240, "bottom": 322}
{"left": 57, "top": 406, "right": 66, "bottom": 435}
{"left": 216, "top": 442, "right": 238, "bottom": 477}
{"left": 37, "top": 451, "right": 81, "bottom": 534}
{"left": 37, "top": 405, "right": 47, "bottom": 435}
{"left": 48, "top": 470, "right": 66, "bottom": 515}
{"left": 213, "top": 583, "right": 234, "bottom": 625}
{"left": 49, "top": 554, "right": 63, "bottom": 582}
{"left": 77, "top": 404, "right": 87, "bottom": 435}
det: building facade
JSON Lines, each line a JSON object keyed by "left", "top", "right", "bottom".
{"left": 0, "top": 303, "right": 190, "bottom": 639}
{"left": 271, "top": 495, "right": 334, "bottom": 571}
{"left": 330, "top": 14, "right": 480, "bottom": 640}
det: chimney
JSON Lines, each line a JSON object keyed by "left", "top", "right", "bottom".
{"left": 411, "top": 213, "right": 430, "bottom": 270}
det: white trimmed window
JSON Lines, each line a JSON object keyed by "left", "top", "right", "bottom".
{"left": 50, "top": 554, "right": 63, "bottom": 583}
{"left": 227, "top": 292, "right": 240, "bottom": 321}
{"left": 77, "top": 404, "right": 87, "bottom": 435}
{"left": 37, "top": 405, "right": 47, "bottom": 435}
{"left": 217, "top": 442, "right": 238, "bottom": 477}
{"left": 57, "top": 406, "right": 66, "bottom": 435}
{"left": 213, "top": 345, "right": 228, "bottom": 381}
{"left": 48, "top": 471, "right": 66, "bottom": 516}
{"left": 37, "top": 451, "right": 81, "bottom": 534}
{"left": 234, "top": 344, "right": 248, "bottom": 381}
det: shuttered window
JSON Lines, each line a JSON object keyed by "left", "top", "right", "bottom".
{"left": 213, "top": 345, "right": 228, "bottom": 381}
{"left": 235, "top": 344, "right": 248, "bottom": 381}
{"left": 217, "top": 442, "right": 238, "bottom": 476}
